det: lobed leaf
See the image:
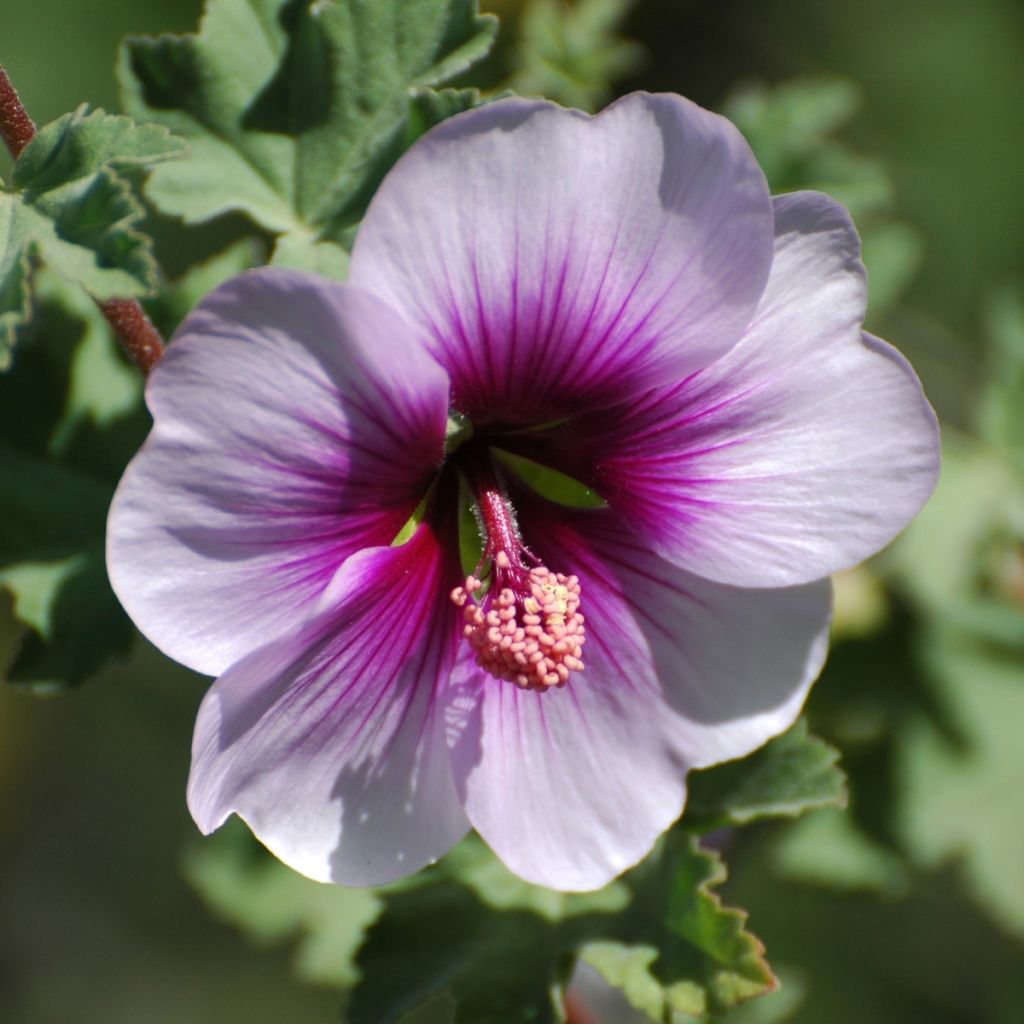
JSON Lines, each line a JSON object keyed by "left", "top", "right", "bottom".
{"left": 183, "top": 823, "right": 778, "bottom": 1022}
{"left": 898, "top": 630, "right": 1024, "bottom": 939}
{"left": 12, "top": 104, "right": 185, "bottom": 191}
{"left": 182, "top": 819, "right": 382, "bottom": 991}
{"left": 0, "top": 273, "right": 145, "bottom": 687}
{"left": 118, "top": 0, "right": 498, "bottom": 240}
{"left": 683, "top": 719, "right": 847, "bottom": 832}
{"left": 581, "top": 834, "right": 777, "bottom": 1021}
{"left": 349, "top": 878, "right": 569, "bottom": 1024}
{"left": 511, "top": 0, "right": 645, "bottom": 112}
{"left": 0, "top": 202, "right": 34, "bottom": 369}
{"left": 0, "top": 105, "right": 184, "bottom": 366}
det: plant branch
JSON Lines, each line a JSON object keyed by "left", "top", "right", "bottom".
{"left": 0, "top": 63, "right": 166, "bottom": 375}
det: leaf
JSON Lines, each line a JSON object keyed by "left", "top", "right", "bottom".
{"left": 147, "top": 236, "right": 264, "bottom": 335}
{"left": 0, "top": 212, "right": 34, "bottom": 369}
{"left": 0, "top": 272, "right": 145, "bottom": 687}
{"left": 0, "top": 548, "right": 133, "bottom": 689}
{"left": 0, "top": 437, "right": 135, "bottom": 686}
{"left": 723, "top": 77, "right": 862, "bottom": 190}
{"left": 118, "top": 0, "right": 498, "bottom": 239}
{"left": 0, "top": 106, "right": 184, "bottom": 366}
{"left": 511, "top": 0, "right": 645, "bottom": 112}
{"left": 770, "top": 807, "right": 910, "bottom": 896}
{"left": 581, "top": 834, "right": 777, "bottom": 1021}
{"left": 723, "top": 76, "right": 921, "bottom": 309}
{"left": 349, "top": 876, "right": 570, "bottom": 1024}
{"left": 889, "top": 435, "right": 1024, "bottom": 649}
{"left": 183, "top": 819, "right": 382, "bottom": 990}
{"left": 683, "top": 720, "right": 847, "bottom": 832}
{"left": 191, "top": 821, "right": 776, "bottom": 1022}
{"left": 12, "top": 105, "right": 186, "bottom": 192}
{"left": 861, "top": 221, "right": 923, "bottom": 316}
{"left": 898, "top": 630, "right": 1024, "bottom": 938}
{"left": 979, "top": 287, "right": 1024, "bottom": 468}
{"left": 269, "top": 232, "right": 349, "bottom": 279}
{"left": 434, "top": 832, "right": 631, "bottom": 922}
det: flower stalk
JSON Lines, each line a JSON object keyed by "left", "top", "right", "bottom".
{"left": 0, "top": 63, "right": 166, "bottom": 375}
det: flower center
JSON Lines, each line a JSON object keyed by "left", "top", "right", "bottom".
{"left": 451, "top": 552, "right": 586, "bottom": 690}
{"left": 449, "top": 446, "right": 586, "bottom": 690}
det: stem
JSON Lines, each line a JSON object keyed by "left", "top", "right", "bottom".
{"left": 0, "top": 63, "right": 166, "bottom": 375}
{"left": 0, "top": 66, "right": 36, "bottom": 158}
{"left": 98, "top": 299, "right": 166, "bottom": 376}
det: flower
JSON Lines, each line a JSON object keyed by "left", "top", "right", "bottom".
{"left": 106, "top": 93, "right": 939, "bottom": 891}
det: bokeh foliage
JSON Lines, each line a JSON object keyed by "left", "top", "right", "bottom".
{"left": 2, "top": 1, "right": 1023, "bottom": 1022}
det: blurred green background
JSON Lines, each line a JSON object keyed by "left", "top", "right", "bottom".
{"left": 2, "top": 1, "right": 1023, "bottom": 1022}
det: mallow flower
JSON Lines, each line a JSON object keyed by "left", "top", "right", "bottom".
{"left": 107, "top": 93, "right": 939, "bottom": 891}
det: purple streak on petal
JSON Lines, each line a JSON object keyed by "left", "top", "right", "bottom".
{"left": 350, "top": 93, "right": 773, "bottom": 424}
{"left": 188, "top": 518, "right": 470, "bottom": 887}
{"left": 446, "top": 491, "right": 830, "bottom": 891}
{"left": 107, "top": 269, "right": 450, "bottom": 676}
{"left": 533, "top": 192, "right": 940, "bottom": 587}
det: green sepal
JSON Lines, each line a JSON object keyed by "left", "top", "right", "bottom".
{"left": 494, "top": 449, "right": 607, "bottom": 509}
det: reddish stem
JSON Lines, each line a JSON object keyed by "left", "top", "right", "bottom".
{"left": 0, "top": 66, "right": 36, "bottom": 158}
{"left": 0, "top": 63, "right": 165, "bottom": 375}
{"left": 98, "top": 299, "right": 166, "bottom": 376}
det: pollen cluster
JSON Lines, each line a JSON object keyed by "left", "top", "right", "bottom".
{"left": 450, "top": 563, "right": 586, "bottom": 691}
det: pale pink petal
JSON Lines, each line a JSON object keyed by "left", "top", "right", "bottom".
{"left": 536, "top": 192, "right": 940, "bottom": 587}
{"left": 445, "top": 497, "right": 831, "bottom": 891}
{"left": 107, "top": 269, "right": 449, "bottom": 676}
{"left": 350, "top": 93, "right": 773, "bottom": 424}
{"left": 188, "top": 524, "right": 469, "bottom": 886}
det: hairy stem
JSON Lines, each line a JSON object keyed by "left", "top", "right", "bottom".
{"left": 0, "top": 63, "right": 166, "bottom": 375}
{"left": 0, "top": 66, "right": 37, "bottom": 158}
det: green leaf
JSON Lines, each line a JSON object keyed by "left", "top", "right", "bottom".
{"left": 0, "top": 272, "right": 145, "bottom": 687}
{"left": 147, "top": 236, "right": 264, "bottom": 335}
{"left": 979, "top": 287, "right": 1024, "bottom": 468}
{"left": 12, "top": 105, "right": 186, "bottom": 192}
{"left": 683, "top": 720, "right": 847, "bottom": 832}
{"left": 0, "top": 211, "right": 34, "bottom": 369}
{"left": 723, "top": 77, "right": 862, "bottom": 190}
{"left": 183, "top": 819, "right": 382, "bottom": 990}
{"left": 890, "top": 435, "right": 1024, "bottom": 649}
{"left": 0, "top": 106, "right": 184, "bottom": 366}
{"left": 861, "top": 221, "right": 923, "bottom": 316}
{"left": 269, "top": 232, "right": 349, "bottom": 279}
{"left": 898, "top": 630, "right": 1024, "bottom": 938}
{"left": 191, "top": 822, "right": 777, "bottom": 1023}
{"left": 0, "top": 547, "right": 133, "bottom": 689}
{"left": 511, "top": 0, "right": 645, "bottom": 112}
{"left": 435, "top": 832, "right": 631, "bottom": 923}
{"left": 349, "top": 876, "right": 570, "bottom": 1024}
{"left": 770, "top": 807, "right": 910, "bottom": 896}
{"left": 581, "top": 834, "right": 777, "bottom": 1021}
{"left": 722, "top": 76, "right": 922, "bottom": 311}
{"left": 118, "top": 0, "right": 498, "bottom": 239}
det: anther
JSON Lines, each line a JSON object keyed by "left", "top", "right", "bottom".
{"left": 450, "top": 561, "right": 586, "bottom": 691}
